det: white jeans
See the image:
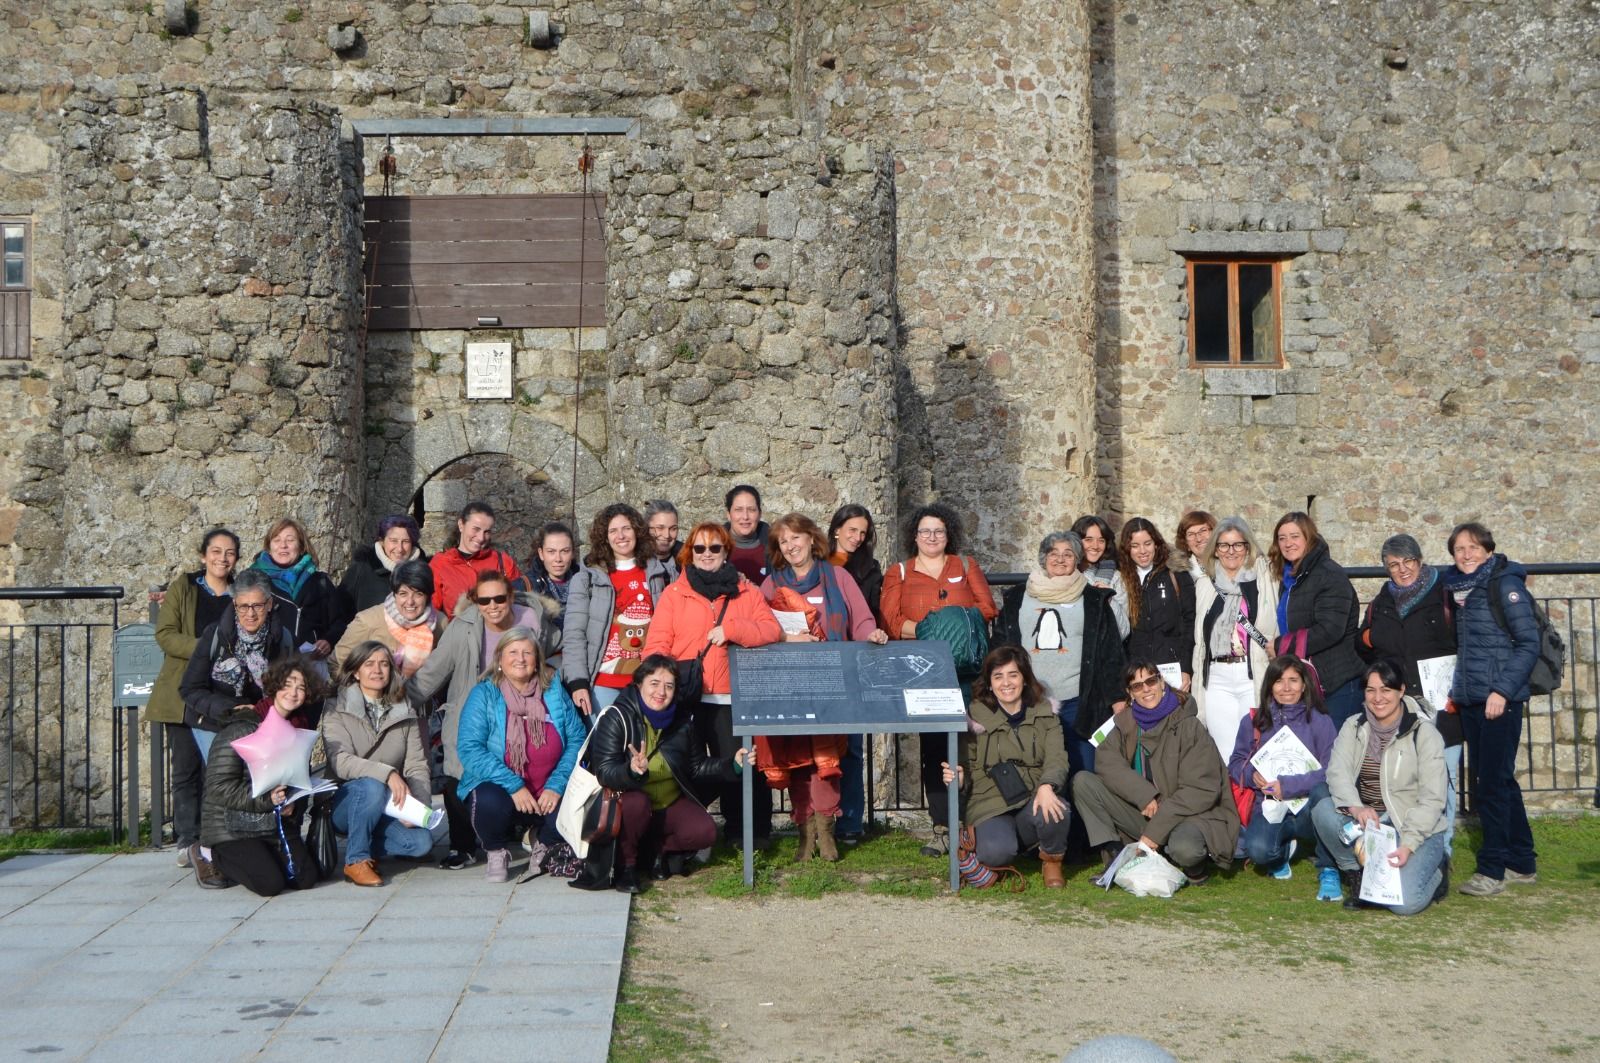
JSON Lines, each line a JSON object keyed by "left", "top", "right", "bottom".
{"left": 1203, "top": 660, "right": 1255, "bottom": 762}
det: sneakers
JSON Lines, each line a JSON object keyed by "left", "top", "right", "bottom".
{"left": 1458, "top": 872, "right": 1506, "bottom": 897}
{"left": 438, "top": 849, "right": 477, "bottom": 871}
{"left": 176, "top": 845, "right": 193, "bottom": 869}
{"left": 344, "top": 859, "right": 383, "bottom": 887}
{"left": 920, "top": 826, "right": 949, "bottom": 858}
{"left": 189, "top": 844, "right": 229, "bottom": 890}
{"left": 485, "top": 849, "right": 511, "bottom": 884}
{"left": 1271, "top": 840, "right": 1297, "bottom": 880}
{"left": 1316, "top": 866, "right": 1342, "bottom": 902}
{"left": 1503, "top": 868, "right": 1538, "bottom": 886}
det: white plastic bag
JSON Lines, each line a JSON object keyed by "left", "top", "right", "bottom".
{"left": 1113, "top": 844, "right": 1188, "bottom": 898}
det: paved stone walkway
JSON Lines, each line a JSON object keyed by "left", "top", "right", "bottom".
{"left": 0, "top": 849, "right": 631, "bottom": 1062}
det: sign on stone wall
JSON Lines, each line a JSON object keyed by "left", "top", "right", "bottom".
{"left": 465, "top": 341, "right": 513, "bottom": 399}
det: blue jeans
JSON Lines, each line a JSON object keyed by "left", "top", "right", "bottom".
{"left": 837, "top": 733, "right": 865, "bottom": 836}
{"left": 1242, "top": 782, "right": 1329, "bottom": 871}
{"left": 191, "top": 727, "right": 215, "bottom": 763}
{"left": 331, "top": 777, "right": 435, "bottom": 864}
{"left": 1310, "top": 797, "right": 1448, "bottom": 916}
{"left": 1322, "top": 677, "right": 1363, "bottom": 731}
{"left": 1442, "top": 743, "right": 1461, "bottom": 856}
{"left": 1056, "top": 697, "right": 1097, "bottom": 777}
{"left": 1459, "top": 700, "right": 1536, "bottom": 880}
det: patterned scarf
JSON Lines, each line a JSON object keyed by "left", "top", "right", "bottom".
{"left": 1131, "top": 687, "right": 1181, "bottom": 731}
{"left": 770, "top": 560, "right": 850, "bottom": 642}
{"left": 1208, "top": 563, "right": 1257, "bottom": 659}
{"left": 211, "top": 624, "right": 270, "bottom": 697}
{"left": 500, "top": 678, "right": 548, "bottom": 774}
{"left": 1025, "top": 565, "right": 1087, "bottom": 605}
{"left": 383, "top": 594, "right": 438, "bottom": 678}
{"left": 252, "top": 551, "right": 316, "bottom": 599}
{"left": 1363, "top": 708, "right": 1402, "bottom": 765}
{"left": 1442, "top": 561, "right": 1494, "bottom": 608}
{"left": 1388, "top": 564, "right": 1439, "bottom": 619}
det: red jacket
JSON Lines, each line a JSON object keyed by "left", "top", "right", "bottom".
{"left": 643, "top": 575, "right": 781, "bottom": 696}
{"left": 429, "top": 547, "right": 523, "bottom": 620}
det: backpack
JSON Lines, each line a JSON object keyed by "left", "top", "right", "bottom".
{"left": 1487, "top": 576, "right": 1565, "bottom": 696}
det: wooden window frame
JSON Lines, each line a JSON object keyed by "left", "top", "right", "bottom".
{"left": 1184, "top": 256, "right": 1285, "bottom": 368}
{"left": 1, "top": 218, "right": 31, "bottom": 361}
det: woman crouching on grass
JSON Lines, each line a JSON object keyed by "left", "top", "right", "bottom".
{"left": 571, "top": 655, "right": 753, "bottom": 895}
{"left": 942, "top": 646, "right": 1071, "bottom": 889}
{"left": 198, "top": 656, "right": 324, "bottom": 896}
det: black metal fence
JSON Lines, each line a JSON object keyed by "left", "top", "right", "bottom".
{"left": 0, "top": 586, "right": 131, "bottom": 841}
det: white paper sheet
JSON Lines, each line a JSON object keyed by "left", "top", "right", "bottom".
{"left": 902, "top": 688, "right": 966, "bottom": 716}
{"left": 1358, "top": 822, "right": 1404, "bottom": 907}
{"left": 772, "top": 610, "right": 811, "bottom": 636}
{"left": 386, "top": 792, "right": 443, "bottom": 830}
{"left": 1249, "top": 727, "right": 1322, "bottom": 818}
{"left": 1156, "top": 661, "right": 1184, "bottom": 689}
{"left": 1415, "top": 654, "right": 1456, "bottom": 719}
{"left": 1088, "top": 714, "right": 1119, "bottom": 749}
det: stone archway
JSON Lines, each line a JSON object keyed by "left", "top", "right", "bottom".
{"left": 365, "top": 408, "right": 610, "bottom": 564}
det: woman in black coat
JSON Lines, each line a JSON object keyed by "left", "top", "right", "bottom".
{"left": 1116, "top": 518, "right": 1196, "bottom": 694}
{"left": 339, "top": 514, "right": 428, "bottom": 614}
{"left": 249, "top": 517, "right": 352, "bottom": 663}
{"left": 1270, "top": 511, "right": 1363, "bottom": 728}
{"left": 569, "top": 655, "right": 751, "bottom": 895}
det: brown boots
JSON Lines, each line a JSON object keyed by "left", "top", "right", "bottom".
{"left": 795, "top": 815, "right": 842, "bottom": 863}
{"left": 1039, "top": 850, "right": 1066, "bottom": 889}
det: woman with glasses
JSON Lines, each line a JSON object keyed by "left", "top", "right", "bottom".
{"left": 562, "top": 504, "right": 671, "bottom": 718}
{"left": 408, "top": 571, "right": 558, "bottom": 870}
{"left": 1072, "top": 660, "right": 1238, "bottom": 885}
{"left": 179, "top": 568, "right": 297, "bottom": 888}
{"left": 1358, "top": 533, "right": 1461, "bottom": 852}
{"left": 1310, "top": 661, "right": 1450, "bottom": 913}
{"left": 881, "top": 503, "right": 998, "bottom": 856}
{"left": 645, "top": 522, "right": 782, "bottom": 847}
{"left": 1173, "top": 510, "right": 1217, "bottom": 573}
{"left": 1189, "top": 516, "right": 1279, "bottom": 760}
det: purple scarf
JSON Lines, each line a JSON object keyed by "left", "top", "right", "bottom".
{"left": 1132, "top": 688, "right": 1182, "bottom": 731}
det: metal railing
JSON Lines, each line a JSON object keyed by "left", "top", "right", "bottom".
{"left": 0, "top": 586, "right": 131, "bottom": 841}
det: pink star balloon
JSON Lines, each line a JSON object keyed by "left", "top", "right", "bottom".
{"left": 230, "top": 709, "right": 318, "bottom": 798}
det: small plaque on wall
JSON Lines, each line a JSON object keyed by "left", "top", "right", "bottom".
{"left": 465, "top": 341, "right": 513, "bottom": 399}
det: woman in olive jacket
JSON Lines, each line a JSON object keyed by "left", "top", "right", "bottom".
{"left": 570, "top": 655, "right": 750, "bottom": 894}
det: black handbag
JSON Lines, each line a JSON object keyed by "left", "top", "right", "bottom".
{"left": 675, "top": 597, "right": 732, "bottom": 705}
{"left": 986, "top": 760, "right": 1032, "bottom": 807}
{"left": 306, "top": 795, "right": 338, "bottom": 880}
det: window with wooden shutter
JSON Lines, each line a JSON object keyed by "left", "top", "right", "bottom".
{"left": 1185, "top": 257, "right": 1283, "bottom": 367}
{"left": 1, "top": 219, "right": 30, "bottom": 360}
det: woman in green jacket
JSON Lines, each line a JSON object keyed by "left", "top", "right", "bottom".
{"left": 149, "top": 527, "right": 239, "bottom": 861}
{"left": 942, "top": 646, "right": 1071, "bottom": 888}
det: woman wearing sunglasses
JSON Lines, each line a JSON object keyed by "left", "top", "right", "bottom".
{"left": 1072, "top": 659, "right": 1238, "bottom": 885}
{"left": 644, "top": 522, "right": 782, "bottom": 846}
{"left": 408, "top": 571, "right": 558, "bottom": 870}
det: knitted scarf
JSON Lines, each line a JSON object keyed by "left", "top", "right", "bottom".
{"left": 1389, "top": 564, "right": 1439, "bottom": 619}
{"left": 1442, "top": 561, "right": 1493, "bottom": 608}
{"left": 727, "top": 521, "right": 770, "bottom": 552}
{"left": 375, "top": 542, "right": 421, "bottom": 575}
{"left": 252, "top": 551, "right": 316, "bottom": 599}
{"left": 686, "top": 562, "right": 742, "bottom": 602}
{"left": 1131, "top": 687, "right": 1181, "bottom": 731}
{"left": 1363, "top": 708, "right": 1402, "bottom": 765}
{"left": 500, "top": 678, "right": 548, "bottom": 773}
{"left": 770, "top": 560, "right": 850, "bottom": 642}
{"left": 1208, "top": 563, "right": 1257, "bottom": 659}
{"left": 383, "top": 594, "right": 438, "bottom": 678}
{"left": 212, "top": 624, "right": 270, "bottom": 697}
{"left": 1025, "top": 565, "right": 1087, "bottom": 605}
{"left": 640, "top": 699, "right": 676, "bottom": 731}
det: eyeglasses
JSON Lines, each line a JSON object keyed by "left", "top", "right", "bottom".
{"left": 692, "top": 543, "right": 725, "bottom": 555}
{"left": 652, "top": 525, "right": 679, "bottom": 536}
{"left": 234, "top": 602, "right": 269, "bottom": 613}
{"left": 916, "top": 529, "right": 947, "bottom": 539}
{"left": 1215, "top": 542, "right": 1248, "bottom": 553}
{"left": 1385, "top": 559, "right": 1420, "bottom": 571}
{"left": 1127, "top": 675, "right": 1163, "bottom": 692}
{"left": 475, "top": 594, "right": 510, "bottom": 605}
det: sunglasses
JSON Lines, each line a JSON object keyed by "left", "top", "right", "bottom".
{"left": 691, "top": 543, "right": 725, "bottom": 555}
{"left": 1127, "top": 675, "right": 1164, "bottom": 692}
{"left": 475, "top": 593, "right": 510, "bottom": 605}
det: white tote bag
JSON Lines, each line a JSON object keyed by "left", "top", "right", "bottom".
{"left": 555, "top": 705, "right": 625, "bottom": 859}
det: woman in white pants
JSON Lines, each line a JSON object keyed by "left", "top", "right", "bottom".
{"left": 1190, "top": 516, "right": 1279, "bottom": 761}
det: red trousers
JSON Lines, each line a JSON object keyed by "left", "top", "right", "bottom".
{"left": 784, "top": 765, "right": 842, "bottom": 824}
{"left": 617, "top": 791, "right": 717, "bottom": 868}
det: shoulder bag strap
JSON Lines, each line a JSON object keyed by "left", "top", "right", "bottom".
{"left": 696, "top": 597, "right": 734, "bottom": 663}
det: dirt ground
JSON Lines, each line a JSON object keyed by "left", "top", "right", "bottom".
{"left": 625, "top": 890, "right": 1600, "bottom": 1063}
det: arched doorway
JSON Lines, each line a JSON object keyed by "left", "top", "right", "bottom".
{"left": 408, "top": 451, "right": 569, "bottom": 562}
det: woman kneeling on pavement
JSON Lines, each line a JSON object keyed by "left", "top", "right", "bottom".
{"left": 942, "top": 646, "right": 1071, "bottom": 888}
{"left": 324, "top": 641, "right": 435, "bottom": 886}
{"left": 1072, "top": 660, "right": 1238, "bottom": 884}
{"left": 1310, "top": 660, "right": 1450, "bottom": 915}
{"left": 456, "top": 628, "right": 586, "bottom": 883}
{"left": 572, "top": 655, "right": 753, "bottom": 894}
{"left": 197, "top": 656, "right": 323, "bottom": 895}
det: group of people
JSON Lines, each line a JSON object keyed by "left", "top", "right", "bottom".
{"left": 146, "top": 492, "right": 1544, "bottom": 912}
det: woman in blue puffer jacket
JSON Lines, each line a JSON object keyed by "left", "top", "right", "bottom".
{"left": 1442, "top": 522, "right": 1540, "bottom": 899}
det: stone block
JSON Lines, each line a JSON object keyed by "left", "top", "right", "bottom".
{"left": 1274, "top": 369, "right": 1321, "bottom": 394}
{"left": 327, "top": 25, "right": 359, "bottom": 53}
{"left": 731, "top": 239, "right": 792, "bottom": 289}
{"left": 1306, "top": 318, "right": 1344, "bottom": 338}
{"left": 1168, "top": 231, "right": 1309, "bottom": 256}
{"left": 705, "top": 422, "right": 768, "bottom": 472}
{"left": 1202, "top": 368, "right": 1277, "bottom": 397}
{"left": 1251, "top": 394, "right": 1298, "bottom": 425}
{"left": 1309, "top": 228, "right": 1347, "bottom": 253}
{"left": 759, "top": 333, "right": 804, "bottom": 367}
{"left": 1201, "top": 395, "right": 1243, "bottom": 426}
{"left": 1129, "top": 237, "right": 1168, "bottom": 264}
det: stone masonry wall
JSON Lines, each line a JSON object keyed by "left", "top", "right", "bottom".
{"left": 1092, "top": 0, "right": 1600, "bottom": 571}
{"left": 602, "top": 118, "right": 899, "bottom": 527}
{"left": 10, "top": 86, "right": 364, "bottom": 598}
